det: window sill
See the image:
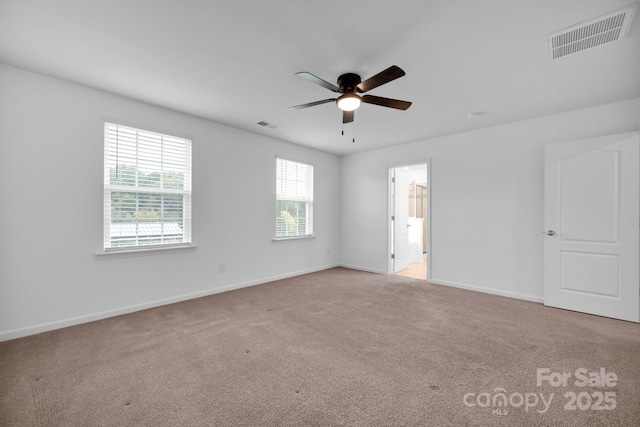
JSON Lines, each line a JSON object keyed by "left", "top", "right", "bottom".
{"left": 96, "top": 244, "right": 197, "bottom": 259}
{"left": 272, "top": 235, "right": 315, "bottom": 242}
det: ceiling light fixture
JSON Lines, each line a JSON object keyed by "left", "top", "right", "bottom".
{"left": 336, "top": 93, "right": 362, "bottom": 111}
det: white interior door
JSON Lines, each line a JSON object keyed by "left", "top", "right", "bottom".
{"left": 544, "top": 132, "right": 639, "bottom": 322}
{"left": 394, "top": 169, "right": 410, "bottom": 272}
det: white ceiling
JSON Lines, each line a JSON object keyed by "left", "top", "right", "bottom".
{"left": 1, "top": 0, "right": 638, "bottom": 156}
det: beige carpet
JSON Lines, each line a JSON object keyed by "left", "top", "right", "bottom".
{"left": 1, "top": 267, "right": 639, "bottom": 426}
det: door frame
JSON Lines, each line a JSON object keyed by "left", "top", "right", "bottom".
{"left": 387, "top": 159, "right": 432, "bottom": 281}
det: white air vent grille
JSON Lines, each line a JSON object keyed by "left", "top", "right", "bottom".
{"left": 257, "top": 121, "right": 278, "bottom": 129}
{"left": 547, "top": 4, "right": 636, "bottom": 60}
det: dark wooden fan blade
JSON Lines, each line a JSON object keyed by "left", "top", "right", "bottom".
{"left": 296, "top": 72, "right": 340, "bottom": 93}
{"left": 289, "top": 98, "right": 336, "bottom": 110}
{"left": 362, "top": 95, "right": 412, "bottom": 110}
{"left": 343, "top": 110, "right": 354, "bottom": 123}
{"left": 356, "top": 65, "right": 405, "bottom": 93}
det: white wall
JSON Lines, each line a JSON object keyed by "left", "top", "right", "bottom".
{"left": 0, "top": 65, "right": 341, "bottom": 340}
{"left": 341, "top": 98, "right": 640, "bottom": 301}
{"left": 2, "top": 63, "right": 638, "bottom": 341}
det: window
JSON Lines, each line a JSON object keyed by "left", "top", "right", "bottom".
{"left": 276, "top": 157, "right": 313, "bottom": 238}
{"left": 104, "top": 123, "right": 192, "bottom": 251}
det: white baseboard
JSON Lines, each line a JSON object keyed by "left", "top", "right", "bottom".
{"left": 0, "top": 264, "right": 340, "bottom": 342}
{"left": 429, "top": 278, "right": 544, "bottom": 304}
{"left": 338, "top": 267, "right": 543, "bottom": 304}
{"left": 338, "top": 263, "right": 386, "bottom": 275}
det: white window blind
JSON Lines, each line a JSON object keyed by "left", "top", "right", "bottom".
{"left": 104, "top": 123, "right": 192, "bottom": 251}
{"left": 276, "top": 157, "right": 313, "bottom": 238}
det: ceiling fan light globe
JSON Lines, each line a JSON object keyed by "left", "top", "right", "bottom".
{"left": 337, "top": 94, "right": 361, "bottom": 111}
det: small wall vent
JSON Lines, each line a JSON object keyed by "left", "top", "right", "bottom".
{"left": 547, "top": 4, "right": 636, "bottom": 60}
{"left": 257, "top": 121, "right": 278, "bottom": 129}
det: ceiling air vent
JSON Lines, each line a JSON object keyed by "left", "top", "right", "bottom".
{"left": 547, "top": 4, "right": 637, "bottom": 60}
{"left": 257, "top": 121, "right": 278, "bottom": 129}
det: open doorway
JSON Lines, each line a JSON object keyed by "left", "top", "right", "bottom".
{"left": 389, "top": 163, "right": 429, "bottom": 280}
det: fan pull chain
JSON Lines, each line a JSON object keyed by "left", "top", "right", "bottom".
{"left": 352, "top": 122, "right": 356, "bottom": 143}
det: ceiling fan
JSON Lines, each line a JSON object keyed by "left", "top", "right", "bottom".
{"left": 289, "top": 65, "right": 412, "bottom": 124}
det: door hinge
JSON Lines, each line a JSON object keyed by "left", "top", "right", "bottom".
{"left": 391, "top": 254, "right": 395, "bottom": 259}
{"left": 391, "top": 215, "right": 395, "bottom": 221}
{"left": 391, "top": 177, "right": 395, "bottom": 183}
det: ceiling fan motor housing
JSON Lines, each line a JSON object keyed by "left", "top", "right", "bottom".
{"left": 337, "top": 73, "right": 361, "bottom": 93}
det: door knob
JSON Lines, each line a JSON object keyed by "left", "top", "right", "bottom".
{"left": 546, "top": 230, "right": 555, "bottom": 236}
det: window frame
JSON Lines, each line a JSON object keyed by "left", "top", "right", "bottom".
{"left": 103, "top": 122, "right": 192, "bottom": 253}
{"left": 274, "top": 157, "right": 314, "bottom": 240}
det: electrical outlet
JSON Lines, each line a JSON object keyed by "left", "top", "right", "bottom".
{"left": 219, "top": 264, "right": 225, "bottom": 273}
